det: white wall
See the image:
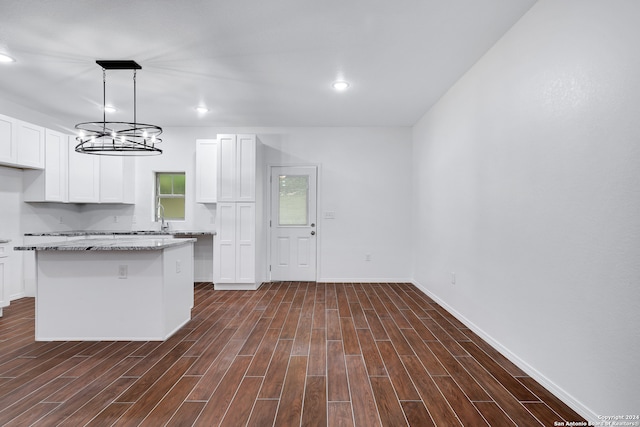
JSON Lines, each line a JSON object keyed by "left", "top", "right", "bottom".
{"left": 50, "top": 126, "right": 413, "bottom": 282}
{"left": 412, "top": 0, "right": 640, "bottom": 419}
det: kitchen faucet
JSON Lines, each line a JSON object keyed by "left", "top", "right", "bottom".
{"left": 157, "top": 203, "right": 169, "bottom": 232}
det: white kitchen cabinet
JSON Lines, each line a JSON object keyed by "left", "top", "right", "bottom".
{"left": 214, "top": 202, "right": 257, "bottom": 288}
{"left": 17, "top": 121, "right": 45, "bottom": 169}
{"left": 0, "top": 241, "right": 8, "bottom": 317}
{"left": 23, "top": 130, "right": 69, "bottom": 202}
{"left": 217, "top": 134, "right": 256, "bottom": 202}
{"left": 68, "top": 143, "right": 99, "bottom": 203}
{"left": 213, "top": 134, "right": 264, "bottom": 290}
{"left": 67, "top": 143, "right": 134, "bottom": 204}
{"left": 99, "top": 156, "right": 134, "bottom": 203}
{"left": 236, "top": 202, "right": 257, "bottom": 282}
{"left": 195, "top": 139, "right": 217, "bottom": 203}
{"left": 0, "top": 113, "right": 17, "bottom": 166}
{"left": 214, "top": 202, "right": 237, "bottom": 283}
{"left": 0, "top": 113, "right": 45, "bottom": 169}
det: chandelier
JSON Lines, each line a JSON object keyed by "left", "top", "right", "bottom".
{"left": 75, "top": 60, "right": 163, "bottom": 155}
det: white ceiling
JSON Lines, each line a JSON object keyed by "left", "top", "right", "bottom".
{"left": 0, "top": 0, "right": 536, "bottom": 131}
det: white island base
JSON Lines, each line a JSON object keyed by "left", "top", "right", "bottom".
{"left": 33, "top": 241, "right": 194, "bottom": 341}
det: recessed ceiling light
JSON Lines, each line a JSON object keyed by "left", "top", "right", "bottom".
{"left": 104, "top": 105, "right": 116, "bottom": 113}
{"left": 0, "top": 53, "right": 15, "bottom": 63}
{"left": 332, "top": 81, "right": 350, "bottom": 91}
{"left": 195, "top": 106, "right": 209, "bottom": 114}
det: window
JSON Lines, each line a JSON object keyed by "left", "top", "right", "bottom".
{"left": 155, "top": 172, "right": 185, "bottom": 221}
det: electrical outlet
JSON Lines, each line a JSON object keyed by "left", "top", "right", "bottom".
{"left": 365, "top": 253, "right": 372, "bottom": 262}
{"left": 113, "top": 215, "right": 118, "bottom": 223}
{"left": 176, "top": 260, "right": 181, "bottom": 273}
{"left": 451, "top": 272, "right": 456, "bottom": 285}
{"left": 118, "top": 265, "right": 128, "bottom": 279}
{"left": 132, "top": 216, "right": 137, "bottom": 224}
{"left": 59, "top": 216, "right": 63, "bottom": 224}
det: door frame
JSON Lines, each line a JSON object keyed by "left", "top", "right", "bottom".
{"left": 267, "top": 163, "right": 321, "bottom": 282}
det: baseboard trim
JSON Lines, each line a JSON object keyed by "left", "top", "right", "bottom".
{"left": 316, "top": 278, "right": 413, "bottom": 283}
{"left": 214, "top": 283, "right": 262, "bottom": 291}
{"left": 410, "top": 279, "right": 598, "bottom": 424}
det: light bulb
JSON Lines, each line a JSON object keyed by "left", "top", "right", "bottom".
{"left": 0, "top": 54, "right": 15, "bottom": 63}
{"left": 332, "top": 81, "right": 350, "bottom": 91}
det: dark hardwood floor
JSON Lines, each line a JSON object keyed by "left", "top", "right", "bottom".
{"left": 0, "top": 282, "right": 585, "bottom": 426}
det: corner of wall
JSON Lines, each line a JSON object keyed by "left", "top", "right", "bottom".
{"left": 410, "top": 278, "right": 599, "bottom": 424}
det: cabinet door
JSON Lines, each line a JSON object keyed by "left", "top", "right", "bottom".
{"left": 98, "top": 156, "right": 135, "bottom": 203}
{"left": 195, "top": 139, "right": 217, "bottom": 203}
{"left": 0, "top": 258, "right": 6, "bottom": 310}
{"left": 0, "top": 244, "right": 7, "bottom": 308}
{"left": 68, "top": 144, "right": 99, "bottom": 203}
{"left": 99, "top": 156, "right": 124, "bottom": 203}
{"left": 214, "top": 203, "right": 237, "bottom": 282}
{"left": 44, "top": 130, "right": 68, "bottom": 202}
{"left": 236, "top": 203, "right": 256, "bottom": 283}
{"left": 16, "top": 121, "right": 45, "bottom": 169}
{"left": 217, "top": 134, "right": 236, "bottom": 202}
{"left": 0, "top": 113, "right": 17, "bottom": 165}
{"left": 236, "top": 134, "right": 256, "bottom": 202}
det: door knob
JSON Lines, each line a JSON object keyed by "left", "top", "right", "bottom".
{"left": 311, "top": 223, "right": 316, "bottom": 227}
{"left": 311, "top": 231, "right": 316, "bottom": 235}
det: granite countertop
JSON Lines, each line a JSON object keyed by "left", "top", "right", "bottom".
{"left": 0, "top": 239, "right": 11, "bottom": 244}
{"left": 24, "top": 230, "right": 215, "bottom": 237}
{"left": 14, "top": 237, "right": 197, "bottom": 251}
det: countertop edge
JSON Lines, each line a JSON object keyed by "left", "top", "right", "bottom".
{"left": 14, "top": 237, "right": 197, "bottom": 251}
{"left": 24, "top": 230, "right": 216, "bottom": 237}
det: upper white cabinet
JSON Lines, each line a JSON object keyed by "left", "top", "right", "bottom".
{"left": 217, "top": 134, "right": 256, "bottom": 202}
{"left": 68, "top": 143, "right": 100, "bottom": 203}
{"left": 23, "top": 130, "right": 69, "bottom": 202}
{"left": 0, "top": 114, "right": 17, "bottom": 165}
{"left": 0, "top": 113, "right": 45, "bottom": 169}
{"left": 195, "top": 139, "right": 217, "bottom": 203}
{"left": 99, "top": 156, "right": 135, "bottom": 203}
{"left": 17, "top": 121, "right": 45, "bottom": 169}
{"left": 23, "top": 134, "right": 135, "bottom": 204}
{"left": 68, "top": 145, "right": 134, "bottom": 204}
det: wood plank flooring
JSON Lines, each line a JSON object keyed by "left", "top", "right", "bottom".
{"left": 0, "top": 282, "right": 586, "bottom": 426}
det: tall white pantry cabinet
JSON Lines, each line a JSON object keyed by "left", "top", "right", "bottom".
{"left": 213, "top": 134, "right": 267, "bottom": 290}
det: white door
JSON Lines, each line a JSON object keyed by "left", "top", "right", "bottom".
{"left": 270, "top": 166, "right": 317, "bottom": 281}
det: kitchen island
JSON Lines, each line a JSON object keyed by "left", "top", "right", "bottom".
{"left": 22, "top": 230, "right": 215, "bottom": 296}
{"left": 14, "top": 237, "right": 195, "bottom": 341}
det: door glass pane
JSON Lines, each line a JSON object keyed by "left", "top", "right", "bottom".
{"left": 279, "top": 175, "right": 308, "bottom": 226}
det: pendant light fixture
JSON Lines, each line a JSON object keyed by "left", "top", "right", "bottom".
{"left": 75, "top": 60, "right": 163, "bottom": 155}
